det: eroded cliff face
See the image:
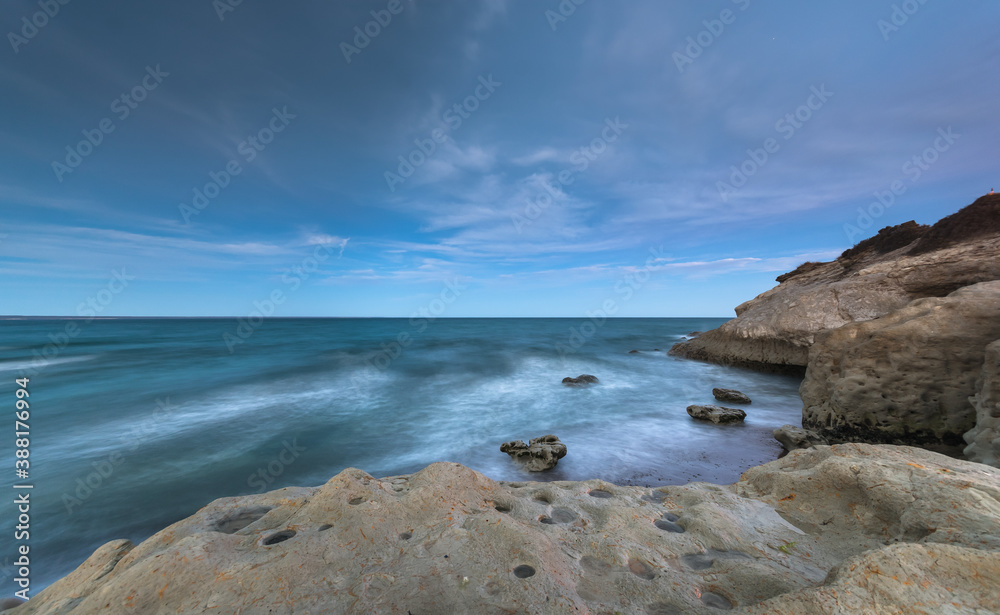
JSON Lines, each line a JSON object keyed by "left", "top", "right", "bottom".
{"left": 799, "top": 281, "right": 1000, "bottom": 453}
{"left": 964, "top": 340, "right": 1000, "bottom": 466}
{"left": 669, "top": 194, "right": 1000, "bottom": 372}
{"left": 13, "top": 445, "right": 1000, "bottom": 615}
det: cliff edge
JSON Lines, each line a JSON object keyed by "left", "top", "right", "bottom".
{"left": 669, "top": 194, "right": 1000, "bottom": 373}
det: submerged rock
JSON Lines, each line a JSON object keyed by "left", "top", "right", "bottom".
{"left": 18, "top": 444, "right": 1000, "bottom": 614}
{"left": 500, "top": 435, "right": 567, "bottom": 471}
{"left": 562, "top": 374, "right": 598, "bottom": 386}
{"left": 773, "top": 424, "right": 828, "bottom": 452}
{"left": 686, "top": 404, "right": 746, "bottom": 424}
{"left": 713, "top": 387, "right": 752, "bottom": 404}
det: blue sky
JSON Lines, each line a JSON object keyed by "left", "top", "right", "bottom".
{"left": 1, "top": 0, "right": 997, "bottom": 317}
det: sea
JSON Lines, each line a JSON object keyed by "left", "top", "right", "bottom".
{"left": 0, "top": 317, "right": 804, "bottom": 592}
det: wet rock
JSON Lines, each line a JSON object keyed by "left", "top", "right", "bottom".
{"left": 773, "top": 425, "right": 828, "bottom": 451}
{"left": 562, "top": 374, "right": 599, "bottom": 386}
{"left": 500, "top": 435, "right": 567, "bottom": 471}
{"left": 686, "top": 404, "right": 746, "bottom": 424}
{"left": 712, "top": 388, "right": 751, "bottom": 404}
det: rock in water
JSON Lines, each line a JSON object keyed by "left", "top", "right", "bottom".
{"left": 17, "top": 445, "right": 1000, "bottom": 614}
{"left": 773, "top": 424, "right": 828, "bottom": 451}
{"left": 712, "top": 387, "right": 751, "bottom": 404}
{"left": 562, "top": 374, "right": 598, "bottom": 386}
{"left": 801, "top": 281, "right": 1000, "bottom": 453}
{"left": 500, "top": 435, "right": 567, "bottom": 471}
{"left": 964, "top": 339, "right": 1000, "bottom": 466}
{"left": 686, "top": 404, "right": 747, "bottom": 424}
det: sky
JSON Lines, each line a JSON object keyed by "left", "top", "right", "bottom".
{"left": 1, "top": 0, "right": 998, "bottom": 317}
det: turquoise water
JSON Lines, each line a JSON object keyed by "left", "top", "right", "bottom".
{"left": 0, "top": 317, "right": 803, "bottom": 591}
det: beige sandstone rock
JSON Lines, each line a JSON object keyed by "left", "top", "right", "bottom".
{"left": 964, "top": 339, "right": 1000, "bottom": 466}
{"left": 800, "top": 281, "right": 1000, "bottom": 453}
{"left": 669, "top": 195, "right": 1000, "bottom": 372}
{"left": 15, "top": 444, "right": 1000, "bottom": 614}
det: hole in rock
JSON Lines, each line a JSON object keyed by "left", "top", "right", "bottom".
{"left": 399, "top": 532, "right": 412, "bottom": 540}
{"left": 700, "top": 591, "right": 733, "bottom": 609}
{"left": 261, "top": 530, "right": 296, "bottom": 546}
{"left": 539, "top": 516, "right": 555, "bottom": 525}
{"left": 512, "top": 565, "right": 536, "bottom": 578}
{"left": 654, "top": 519, "right": 684, "bottom": 533}
{"left": 213, "top": 507, "right": 273, "bottom": 534}
{"left": 348, "top": 496, "right": 365, "bottom": 505}
{"left": 494, "top": 503, "right": 512, "bottom": 513}
{"left": 681, "top": 553, "right": 715, "bottom": 570}
{"left": 318, "top": 524, "right": 333, "bottom": 532}
{"left": 628, "top": 558, "right": 655, "bottom": 580}
{"left": 588, "top": 489, "right": 613, "bottom": 499}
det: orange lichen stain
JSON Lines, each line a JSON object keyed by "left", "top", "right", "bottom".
{"left": 359, "top": 528, "right": 367, "bottom": 540}
{"left": 907, "top": 463, "right": 926, "bottom": 469}
{"left": 779, "top": 494, "right": 796, "bottom": 501}
{"left": 157, "top": 583, "right": 168, "bottom": 599}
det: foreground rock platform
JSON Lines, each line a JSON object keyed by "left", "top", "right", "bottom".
{"left": 15, "top": 444, "right": 1000, "bottom": 614}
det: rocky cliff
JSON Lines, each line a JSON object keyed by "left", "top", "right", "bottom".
{"left": 800, "top": 280, "right": 1000, "bottom": 454}
{"left": 669, "top": 194, "right": 1000, "bottom": 374}
{"left": 10, "top": 444, "right": 1000, "bottom": 614}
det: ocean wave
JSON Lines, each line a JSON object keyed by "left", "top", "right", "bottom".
{"left": 0, "top": 354, "right": 100, "bottom": 372}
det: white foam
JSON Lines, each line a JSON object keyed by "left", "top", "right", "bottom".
{"left": 0, "top": 355, "right": 99, "bottom": 372}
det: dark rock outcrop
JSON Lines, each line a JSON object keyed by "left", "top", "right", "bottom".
{"left": 713, "top": 388, "right": 751, "bottom": 404}
{"left": 562, "top": 374, "right": 599, "bottom": 386}
{"left": 686, "top": 404, "right": 747, "bottom": 424}
{"left": 500, "top": 435, "right": 567, "bottom": 471}
{"left": 773, "top": 424, "right": 828, "bottom": 452}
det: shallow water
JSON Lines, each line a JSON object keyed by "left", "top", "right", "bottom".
{"left": 0, "top": 317, "right": 803, "bottom": 590}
